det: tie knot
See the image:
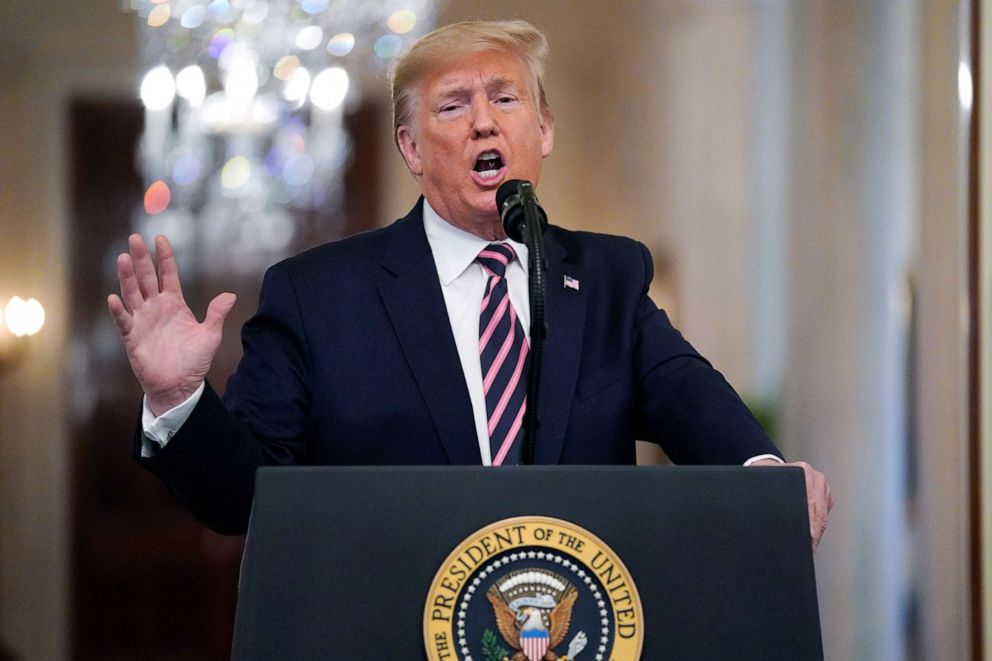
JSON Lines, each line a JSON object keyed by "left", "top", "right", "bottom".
{"left": 476, "top": 243, "right": 516, "bottom": 278}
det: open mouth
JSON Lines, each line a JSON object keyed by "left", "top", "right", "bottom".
{"left": 472, "top": 150, "right": 505, "bottom": 183}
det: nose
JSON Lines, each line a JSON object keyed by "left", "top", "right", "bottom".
{"left": 470, "top": 97, "right": 498, "bottom": 138}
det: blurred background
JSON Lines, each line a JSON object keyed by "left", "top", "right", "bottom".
{"left": 0, "top": 0, "right": 986, "bottom": 659}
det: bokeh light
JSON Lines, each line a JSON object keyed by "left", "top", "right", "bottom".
{"left": 221, "top": 155, "right": 251, "bottom": 189}
{"left": 176, "top": 65, "right": 206, "bottom": 106}
{"left": 273, "top": 55, "right": 300, "bottom": 80}
{"left": 282, "top": 67, "right": 311, "bottom": 105}
{"left": 208, "top": 0, "right": 236, "bottom": 23}
{"left": 326, "top": 32, "right": 355, "bottom": 57}
{"left": 208, "top": 27, "right": 235, "bottom": 59}
{"left": 140, "top": 66, "right": 176, "bottom": 110}
{"left": 171, "top": 151, "right": 202, "bottom": 186}
{"left": 4, "top": 297, "right": 45, "bottom": 338}
{"left": 374, "top": 34, "right": 403, "bottom": 59}
{"left": 147, "top": 3, "right": 171, "bottom": 27}
{"left": 295, "top": 25, "right": 323, "bottom": 50}
{"left": 300, "top": 0, "right": 328, "bottom": 15}
{"left": 144, "top": 180, "right": 172, "bottom": 214}
{"left": 251, "top": 94, "right": 279, "bottom": 125}
{"left": 127, "top": 0, "right": 437, "bottom": 227}
{"left": 221, "top": 48, "right": 260, "bottom": 102}
{"left": 387, "top": 10, "right": 417, "bottom": 34}
{"left": 241, "top": 2, "right": 268, "bottom": 24}
{"left": 282, "top": 154, "right": 314, "bottom": 186}
{"left": 309, "top": 67, "right": 348, "bottom": 111}
{"left": 180, "top": 4, "right": 206, "bottom": 28}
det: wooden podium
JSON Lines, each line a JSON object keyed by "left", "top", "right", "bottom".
{"left": 232, "top": 466, "right": 822, "bottom": 660}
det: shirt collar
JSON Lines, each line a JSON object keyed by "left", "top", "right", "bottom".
{"left": 422, "top": 197, "right": 528, "bottom": 286}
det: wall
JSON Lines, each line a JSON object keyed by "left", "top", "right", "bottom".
{"left": 0, "top": 3, "right": 137, "bottom": 659}
{"left": 0, "top": 1, "right": 977, "bottom": 658}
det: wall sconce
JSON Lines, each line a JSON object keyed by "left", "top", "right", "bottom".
{"left": 0, "top": 296, "right": 46, "bottom": 374}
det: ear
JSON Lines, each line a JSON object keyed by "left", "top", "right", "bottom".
{"left": 396, "top": 125, "right": 423, "bottom": 176}
{"left": 539, "top": 114, "right": 555, "bottom": 159}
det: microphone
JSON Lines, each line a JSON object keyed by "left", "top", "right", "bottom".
{"left": 496, "top": 179, "right": 547, "bottom": 242}
{"left": 494, "top": 179, "right": 547, "bottom": 465}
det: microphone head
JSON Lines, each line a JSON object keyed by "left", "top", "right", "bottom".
{"left": 497, "top": 179, "right": 541, "bottom": 242}
{"left": 496, "top": 179, "right": 527, "bottom": 215}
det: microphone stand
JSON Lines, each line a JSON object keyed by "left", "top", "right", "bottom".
{"left": 497, "top": 179, "right": 547, "bottom": 465}
{"left": 520, "top": 189, "right": 546, "bottom": 466}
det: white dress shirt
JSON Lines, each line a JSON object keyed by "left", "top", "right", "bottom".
{"left": 421, "top": 199, "right": 530, "bottom": 465}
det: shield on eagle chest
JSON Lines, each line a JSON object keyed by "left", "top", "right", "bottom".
{"left": 521, "top": 630, "right": 550, "bottom": 661}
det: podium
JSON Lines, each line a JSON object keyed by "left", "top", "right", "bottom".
{"left": 232, "top": 466, "right": 822, "bottom": 660}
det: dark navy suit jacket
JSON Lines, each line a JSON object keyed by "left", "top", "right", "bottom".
{"left": 136, "top": 201, "right": 780, "bottom": 533}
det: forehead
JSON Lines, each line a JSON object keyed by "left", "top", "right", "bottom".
{"left": 416, "top": 49, "right": 532, "bottom": 98}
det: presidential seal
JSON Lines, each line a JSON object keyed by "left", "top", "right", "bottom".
{"left": 424, "top": 516, "right": 643, "bottom": 661}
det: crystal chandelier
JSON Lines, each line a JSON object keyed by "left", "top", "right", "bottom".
{"left": 126, "top": 0, "right": 438, "bottom": 273}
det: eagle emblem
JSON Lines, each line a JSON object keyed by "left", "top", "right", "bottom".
{"left": 424, "top": 517, "right": 643, "bottom": 660}
{"left": 486, "top": 569, "right": 587, "bottom": 661}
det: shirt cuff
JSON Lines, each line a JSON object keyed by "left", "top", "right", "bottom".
{"left": 140, "top": 382, "right": 205, "bottom": 458}
{"left": 743, "top": 453, "right": 785, "bottom": 466}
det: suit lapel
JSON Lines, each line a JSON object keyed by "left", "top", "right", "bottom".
{"left": 377, "top": 202, "right": 481, "bottom": 465}
{"left": 534, "top": 231, "right": 586, "bottom": 464}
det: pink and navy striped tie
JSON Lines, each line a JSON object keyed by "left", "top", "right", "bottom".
{"left": 476, "top": 243, "right": 529, "bottom": 466}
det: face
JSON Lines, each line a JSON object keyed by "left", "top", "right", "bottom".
{"left": 396, "top": 49, "right": 555, "bottom": 240}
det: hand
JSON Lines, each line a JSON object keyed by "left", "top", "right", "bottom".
{"left": 107, "top": 234, "right": 236, "bottom": 416}
{"left": 750, "top": 458, "right": 833, "bottom": 552}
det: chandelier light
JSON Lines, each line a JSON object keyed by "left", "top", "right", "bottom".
{"left": 126, "top": 0, "right": 438, "bottom": 273}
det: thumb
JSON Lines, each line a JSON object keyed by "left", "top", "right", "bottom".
{"left": 204, "top": 292, "right": 237, "bottom": 332}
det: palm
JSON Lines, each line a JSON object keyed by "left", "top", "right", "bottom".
{"left": 108, "top": 234, "right": 236, "bottom": 415}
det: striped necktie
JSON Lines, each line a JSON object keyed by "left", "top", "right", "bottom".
{"left": 476, "top": 243, "right": 529, "bottom": 466}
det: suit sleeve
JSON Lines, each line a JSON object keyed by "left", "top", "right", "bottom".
{"left": 629, "top": 242, "right": 783, "bottom": 464}
{"left": 132, "top": 263, "right": 314, "bottom": 535}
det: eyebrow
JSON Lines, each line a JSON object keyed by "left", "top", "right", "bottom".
{"left": 432, "top": 76, "right": 520, "bottom": 100}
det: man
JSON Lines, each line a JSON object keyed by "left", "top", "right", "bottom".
{"left": 109, "top": 20, "right": 832, "bottom": 541}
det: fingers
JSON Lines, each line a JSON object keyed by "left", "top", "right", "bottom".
{"left": 155, "top": 235, "right": 184, "bottom": 295}
{"left": 795, "top": 461, "right": 831, "bottom": 553}
{"left": 204, "top": 292, "right": 237, "bottom": 333}
{"left": 129, "top": 233, "right": 161, "bottom": 299}
{"left": 116, "top": 251, "right": 144, "bottom": 313}
{"left": 106, "top": 293, "right": 133, "bottom": 335}
{"left": 116, "top": 233, "right": 183, "bottom": 311}
{"left": 750, "top": 459, "right": 833, "bottom": 553}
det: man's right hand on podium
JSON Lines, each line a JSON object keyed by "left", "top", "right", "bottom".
{"left": 107, "top": 233, "right": 236, "bottom": 417}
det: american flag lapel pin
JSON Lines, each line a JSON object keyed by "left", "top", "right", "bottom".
{"left": 563, "top": 274, "right": 580, "bottom": 291}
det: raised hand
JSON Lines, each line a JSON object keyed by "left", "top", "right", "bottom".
{"left": 107, "top": 234, "right": 236, "bottom": 416}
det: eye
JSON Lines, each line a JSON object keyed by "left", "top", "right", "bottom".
{"left": 437, "top": 101, "right": 463, "bottom": 114}
{"left": 495, "top": 95, "right": 516, "bottom": 105}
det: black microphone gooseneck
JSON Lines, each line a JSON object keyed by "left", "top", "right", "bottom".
{"left": 496, "top": 180, "right": 548, "bottom": 465}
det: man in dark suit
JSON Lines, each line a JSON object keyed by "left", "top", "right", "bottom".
{"left": 108, "top": 20, "right": 831, "bottom": 540}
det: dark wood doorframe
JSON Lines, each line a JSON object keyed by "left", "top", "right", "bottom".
{"left": 68, "top": 96, "right": 381, "bottom": 660}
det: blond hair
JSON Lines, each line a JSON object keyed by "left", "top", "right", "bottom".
{"left": 389, "top": 20, "right": 551, "bottom": 146}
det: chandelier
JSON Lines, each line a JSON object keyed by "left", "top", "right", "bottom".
{"left": 126, "top": 0, "right": 438, "bottom": 273}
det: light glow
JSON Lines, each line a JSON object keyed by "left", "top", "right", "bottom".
{"left": 959, "top": 61, "right": 973, "bottom": 112}
{"left": 309, "top": 67, "right": 348, "bottom": 111}
{"left": 387, "top": 10, "right": 417, "bottom": 34}
{"left": 140, "top": 66, "right": 176, "bottom": 111}
{"left": 295, "top": 25, "right": 324, "bottom": 50}
{"left": 144, "top": 180, "right": 172, "bottom": 214}
{"left": 148, "top": 3, "right": 171, "bottom": 27}
{"left": 282, "top": 67, "right": 311, "bottom": 105}
{"left": 176, "top": 65, "right": 206, "bottom": 106}
{"left": 221, "top": 155, "right": 252, "bottom": 189}
{"left": 273, "top": 55, "right": 300, "bottom": 80}
{"left": 326, "top": 32, "right": 355, "bottom": 57}
{"left": 5, "top": 297, "right": 45, "bottom": 337}
{"left": 180, "top": 4, "right": 206, "bottom": 28}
